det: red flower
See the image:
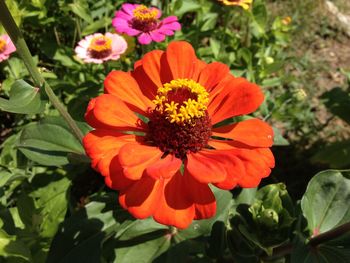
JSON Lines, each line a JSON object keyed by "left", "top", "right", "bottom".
{"left": 83, "top": 41, "right": 274, "bottom": 229}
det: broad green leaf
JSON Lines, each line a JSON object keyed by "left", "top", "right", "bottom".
{"left": 69, "top": 3, "right": 93, "bottom": 23}
{"left": 47, "top": 194, "right": 126, "bottom": 263}
{"left": 82, "top": 18, "right": 111, "bottom": 36}
{"left": 30, "top": 176, "right": 70, "bottom": 238}
{"left": 311, "top": 140, "right": 350, "bottom": 168}
{"left": 0, "top": 228, "right": 31, "bottom": 261}
{"left": 18, "top": 118, "right": 84, "bottom": 166}
{"left": 301, "top": 170, "right": 350, "bottom": 236}
{"left": 0, "top": 169, "right": 12, "bottom": 187}
{"left": 174, "top": 0, "right": 201, "bottom": 18}
{"left": 175, "top": 188, "right": 233, "bottom": 240}
{"left": 201, "top": 13, "right": 218, "bottom": 32}
{"left": 0, "top": 80, "right": 46, "bottom": 114}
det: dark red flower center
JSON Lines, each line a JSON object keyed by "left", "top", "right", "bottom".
{"left": 145, "top": 79, "right": 212, "bottom": 159}
{"left": 88, "top": 35, "right": 112, "bottom": 59}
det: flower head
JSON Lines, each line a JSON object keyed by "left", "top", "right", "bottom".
{"left": 83, "top": 41, "right": 274, "bottom": 229}
{"left": 218, "top": 0, "right": 253, "bottom": 10}
{"left": 75, "top": 33, "right": 127, "bottom": 64}
{"left": 0, "top": 34, "right": 16, "bottom": 62}
{"left": 112, "top": 3, "right": 181, "bottom": 45}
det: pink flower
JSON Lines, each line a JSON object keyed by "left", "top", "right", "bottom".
{"left": 0, "top": 34, "right": 16, "bottom": 62}
{"left": 112, "top": 3, "right": 181, "bottom": 45}
{"left": 74, "top": 33, "right": 127, "bottom": 64}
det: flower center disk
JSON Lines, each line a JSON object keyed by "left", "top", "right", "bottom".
{"left": 147, "top": 79, "right": 212, "bottom": 159}
{"left": 0, "top": 39, "right": 6, "bottom": 53}
{"left": 132, "top": 5, "right": 159, "bottom": 32}
{"left": 88, "top": 36, "right": 112, "bottom": 59}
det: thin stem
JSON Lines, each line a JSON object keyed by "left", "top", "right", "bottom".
{"left": 0, "top": 0, "right": 84, "bottom": 143}
{"left": 309, "top": 221, "right": 350, "bottom": 247}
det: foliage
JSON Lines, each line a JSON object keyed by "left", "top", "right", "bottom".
{"left": 0, "top": 0, "right": 349, "bottom": 262}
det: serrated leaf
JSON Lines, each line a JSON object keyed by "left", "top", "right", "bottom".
{"left": 301, "top": 170, "right": 350, "bottom": 236}
{"left": 0, "top": 80, "right": 46, "bottom": 114}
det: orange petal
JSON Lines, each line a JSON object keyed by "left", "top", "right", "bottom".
{"left": 93, "top": 94, "right": 144, "bottom": 131}
{"left": 165, "top": 41, "right": 197, "bottom": 79}
{"left": 132, "top": 64, "right": 158, "bottom": 100}
{"left": 192, "top": 59, "right": 207, "bottom": 81}
{"left": 184, "top": 173, "right": 216, "bottom": 220}
{"left": 104, "top": 71, "right": 153, "bottom": 115}
{"left": 103, "top": 154, "right": 134, "bottom": 190}
{"left": 118, "top": 142, "right": 163, "bottom": 180}
{"left": 198, "top": 62, "right": 230, "bottom": 92}
{"left": 208, "top": 78, "right": 264, "bottom": 125}
{"left": 212, "top": 118, "right": 274, "bottom": 147}
{"left": 83, "top": 130, "right": 135, "bottom": 168}
{"left": 146, "top": 154, "right": 182, "bottom": 179}
{"left": 213, "top": 155, "right": 243, "bottom": 190}
{"left": 119, "top": 176, "right": 163, "bottom": 219}
{"left": 185, "top": 150, "right": 229, "bottom": 183}
{"left": 153, "top": 173, "right": 195, "bottom": 229}
{"left": 141, "top": 50, "right": 164, "bottom": 88}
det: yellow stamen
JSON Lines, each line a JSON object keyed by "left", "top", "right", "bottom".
{"left": 152, "top": 79, "right": 209, "bottom": 125}
{"left": 89, "top": 36, "right": 112, "bottom": 52}
{"left": 133, "top": 5, "right": 158, "bottom": 21}
{"left": 0, "top": 38, "right": 6, "bottom": 53}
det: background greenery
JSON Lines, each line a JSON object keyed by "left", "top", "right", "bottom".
{"left": 0, "top": 0, "right": 349, "bottom": 262}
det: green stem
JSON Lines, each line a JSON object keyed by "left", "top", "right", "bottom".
{"left": 0, "top": 0, "right": 84, "bottom": 143}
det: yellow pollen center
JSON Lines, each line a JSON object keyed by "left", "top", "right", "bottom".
{"left": 152, "top": 79, "right": 209, "bottom": 125}
{"left": 0, "top": 39, "right": 6, "bottom": 53}
{"left": 133, "top": 5, "right": 158, "bottom": 21}
{"left": 89, "top": 36, "right": 112, "bottom": 52}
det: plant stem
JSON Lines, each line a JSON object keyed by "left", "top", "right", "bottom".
{"left": 309, "top": 221, "right": 350, "bottom": 247}
{"left": 0, "top": 0, "right": 84, "bottom": 143}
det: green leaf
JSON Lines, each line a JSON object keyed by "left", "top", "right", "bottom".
{"left": 273, "top": 127, "right": 289, "bottom": 146}
{"left": 311, "top": 140, "right": 350, "bottom": 168}
{"left": 175, "top": 188, "right": 233, "bottom": 240}
{"left": 301, "top": 170, "right": 350, "bottom": 236}
{"left": 0, "top": 80, "right": 46, "bottom": 114}
{"left": 82, "top": 18, "right": 111, "bottom": 36}
{"left": 69, "top": 3, "right": 93, "bottom": 23}
{"left": 321, "top": 87, "right": 350, "bottom": 124}
{"left": 47, "top": 194, "right": 127, "bottom": 263}
{"left": 0, "top": 228, "right": 31, "bottom": 261}
{"left": 30, "top": 176, "right": 70, "bottom": 238}
{"left": 18, "top": 117, "right": 84, "bottom": 166}
{"left": 201, "top": 13, "right": 218, "bottom": 32}
{"left": 174, "top": 0, "right": 201, "bottom": 18}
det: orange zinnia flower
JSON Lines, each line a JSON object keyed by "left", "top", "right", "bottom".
{"left": 83, "top": 41, "right": 274, "bottom": 229}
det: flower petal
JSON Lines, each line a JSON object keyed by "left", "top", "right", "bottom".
{"left": 146, "top": 154, "right": 182, "bottom": 179}
{"left": 198, "top": 62, "right": 230, "bottom": 92}
{"left": 119, "top": 176, "right": 163, "bottom": 218}
{"left": 208, "top": 77, "right": 264, "bottom": 124}
{"left": 140, "top": 49, "right": 165, "bottom": 88}
{"left": 104, "top": 71, "right": 153, "bottom": 115}
{"left": 185, "top": 150, "right": 229, "bottom": 183}
{"left": 184, "top": 173, "right": 216, "bottom": 219}
{"left": 118, "top": 142, "right": 163, "bottom": 180}
{"left": 165, "top": 41, "right": 197, "bottom": 79}
{"left": 153, "top": 173, "right": 195, "bottom": 229}
{"left": 138, "top": 33, "right": 152, "bottom": 45}
{"left": 92, "top": 94, "right": 144, "bottom": 131}
{"left": 212, "top": 118, "right": 274, "bottom": 147}
{"left": 149, "top": 30, "right": 166, "bottom": 42}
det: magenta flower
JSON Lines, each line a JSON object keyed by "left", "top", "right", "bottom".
{"left": 112, "top": 3, "right": 181, "bottom": 45}
{"left": 74, "top": 33, "right": 127, "bottom": 64}
{"left": 0, "top": 34, "right": 16, "bottom": 62}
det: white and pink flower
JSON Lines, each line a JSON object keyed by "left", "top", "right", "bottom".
{"left": 0, "top": 34, "right": 16, "bottom": 62}
{"left": 74, "top": 33, "right": 127, "bottom": 64}
{"left": 112, "top": 3, "right": 181, "bottom": 45}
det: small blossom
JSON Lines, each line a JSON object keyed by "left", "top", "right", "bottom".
{"left": 0, "top": 34, "right": 16, "bottom": 62}
{"left": 74, "top": 33, "right": 127, "bottom": 64}
{"left": 282, "top": 16, "right": 292, "bottom": 25}
{"left": 112, "top": 3, "right": 181, "bottom": 45}
{"left": 218, "top": 0, "right": 253, "bottom": 10}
